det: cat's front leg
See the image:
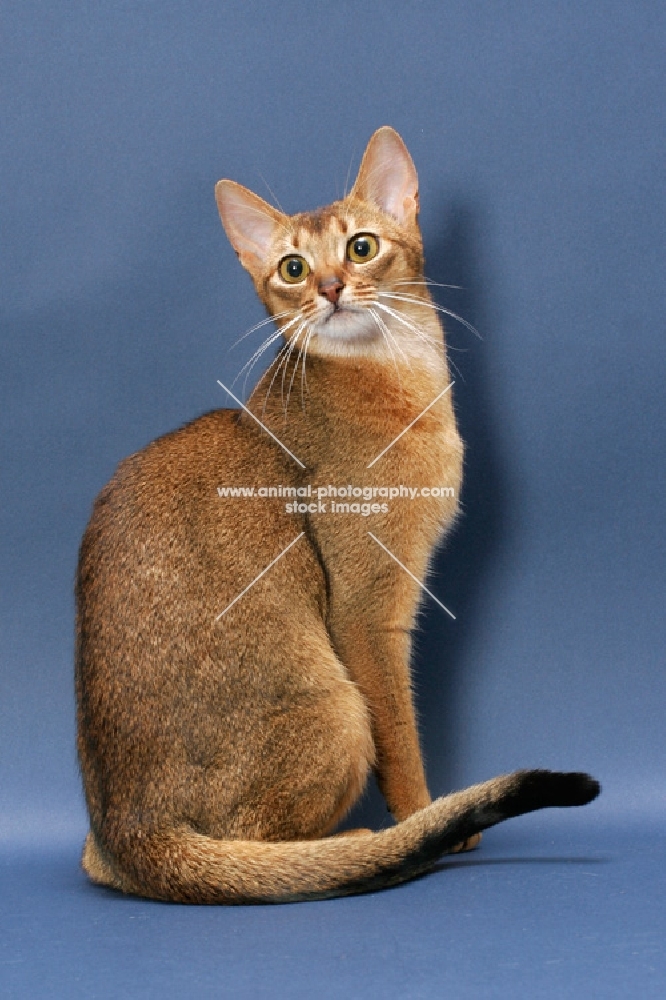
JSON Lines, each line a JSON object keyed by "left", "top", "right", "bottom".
{"left": 331, "top": 620, "right": 431, "bottom": 821}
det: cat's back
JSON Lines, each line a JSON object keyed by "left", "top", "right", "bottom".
{"left": 76, "top": 406, "right": 317, "bottom": 633}
{"left": 85, "top": 407, "right": 265, "bottom": 520}
{"left": 80, "top": 407, "right": 295, "bottom": 563}
{"left": 75, "top": 408, "right": 339, "bottom": 844}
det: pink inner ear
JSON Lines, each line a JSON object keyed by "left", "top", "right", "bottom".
{"left": 215, "top": 181, "right": 279, "bottom": 264}
{"left": 376, "top": 159, "right": 417, "bottom": 221}
{"left": 353, "top": 128, "right": 419, "bottom": 224}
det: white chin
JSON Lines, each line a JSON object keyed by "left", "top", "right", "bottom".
{"left": 313, "top": 308, "right": 379, "bottom": 343}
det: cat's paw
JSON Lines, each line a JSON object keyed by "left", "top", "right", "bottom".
{"left": 449, "top": 832, "right": 482, "bottom": 853}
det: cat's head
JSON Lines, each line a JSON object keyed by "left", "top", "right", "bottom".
{"left": 215, "top": 128, "right": 434, "bottom": 361}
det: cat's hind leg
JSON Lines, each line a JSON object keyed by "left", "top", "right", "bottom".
{"left": 82, "top": 831, "right": 124, "bottom": 890}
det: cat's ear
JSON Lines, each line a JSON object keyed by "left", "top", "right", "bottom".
{"left": 351, "top": 127, "right": 419, "bottom": 225}
{"left": 215, "top": 180, "right": 284, "bottom": 271}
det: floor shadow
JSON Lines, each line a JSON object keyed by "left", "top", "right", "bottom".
{"left": 431, "top": 855, "right": 608, "bottom": 872}
{"left": 342, "top": 197, "right": 509, "bottom": 830}
{"left": 392, "top": 854, "right": 609, "bottom": 895}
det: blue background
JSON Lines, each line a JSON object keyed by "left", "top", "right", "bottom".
{"left": 2, "top": 2, "right": 665, "bottom": 996}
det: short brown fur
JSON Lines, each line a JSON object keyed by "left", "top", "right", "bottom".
{"left": 76, "top": 127, "right": 599, "bottom": 903}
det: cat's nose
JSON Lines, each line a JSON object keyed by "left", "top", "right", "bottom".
{"left": 318, "top": 277, "right": 344, "bottom": 304}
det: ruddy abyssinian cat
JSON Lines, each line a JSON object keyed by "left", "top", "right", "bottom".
{"left": 76, "top": 127, "right": 599, "bottom": 903}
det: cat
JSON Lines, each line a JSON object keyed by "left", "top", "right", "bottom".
{"left": 75, "top": 127, "right": 599, "bottom": 903}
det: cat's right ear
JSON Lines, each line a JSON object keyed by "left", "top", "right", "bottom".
{"left": 351, "top": 127, "right": 419, "bottom": 226}
{"left": 215, "top": 180, "right": 283, "bottom": 272}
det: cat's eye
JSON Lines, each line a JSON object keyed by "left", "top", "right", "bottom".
{"left": 278, "top": 255, "right": 310, "bottom": 284}
{"left": 347, "top": 233, "right": 379, "bottom": 264}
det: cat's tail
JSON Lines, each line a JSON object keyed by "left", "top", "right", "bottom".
{"left": 83, "top": 769, "right": 599, "bottom": 904}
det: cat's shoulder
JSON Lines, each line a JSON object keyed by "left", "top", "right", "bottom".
{"left": 87, "top": 408, "right": 244, "bottom": 520}
{"left": 118, "top": 407, "right": 241, "bottom": 476}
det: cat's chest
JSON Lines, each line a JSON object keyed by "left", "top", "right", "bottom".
{"left": 244, "top": 360, "right": 462, "bottom": 624}
{"left": 294, "top": 386, "right": 462, "bottom": 571}
{"left": 263, "top": 358, "right": 460, "bottom": 479}
{"left": 299, "top": 421, "right": 460, "bottom": 494}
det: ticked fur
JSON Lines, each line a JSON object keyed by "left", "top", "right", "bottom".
{"left": 76, "top": 128, "right": 599, "bottom": 903}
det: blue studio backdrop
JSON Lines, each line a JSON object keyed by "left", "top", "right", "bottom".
{"left": 2, "top": 3, "right": 665, "bottom": 998}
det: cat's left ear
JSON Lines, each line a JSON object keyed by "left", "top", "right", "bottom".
{"left": 351, "top": 127, "right": 419, "bottom": 225}
{"left": 215, "top": 180, "right": 284, "bottom": 272}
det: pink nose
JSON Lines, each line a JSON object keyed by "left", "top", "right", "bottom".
{"left": 319, "top": 278, "right": 344, "bottom": 304}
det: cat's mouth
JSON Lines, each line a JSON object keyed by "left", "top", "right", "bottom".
{"left": 314, "top": 303, "right": 379, "bottom": 343}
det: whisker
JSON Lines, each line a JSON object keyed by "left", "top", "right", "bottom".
{"left": 343, "top": 149, "right": 356, "bottom": 200}
{"left": 280, "top": 322, "right": 307, "bottom": 412}
{"left": 300, "top": 326, "right": 314, "bottom": 410}
{"left": 232, "top": 328, "right": 284, "bottom": 390}
{"left": 375, "top": 302, "right": 466, "bottom": 383}
{"left": 258, "top": 338, "right": 297, "bottom": 417}
{"left": 371, "top": 305, "right": 413, "bottom": 366}
{"left": 283, "top": 331, "right": 304, "bottom": 415}
{"left": 374, "top": 301, "right": 440, "bottom": 347}
{"left": 373, "top": 308, "right": 415, "bottom": 367}
{"left": 394, "top": 279, "right": 464, "bottom": 291}
{"left": 372, "top": 306, "right": 415, "bottom": 400}
{"left": 240, "top": 314, "right": 302, "bottom": 400}
{"left": 447, "top": 356, "right": 465, "bottom": 383}
{"left": 256, "top": 172, "right": 285, "bottom": 214}
{"left": 379, "top": 292, "right": 481, "bottom": 340}
{"left": 233, "top": 313, "right": 302, "bottom": 389}
{"left": 258, "top": 320, "right": 307, "bottom": 418}
{"left": 285, "top": 324, "right": 311, "bottom": 416}
{"left": 228, "top": 310, "right": 293, "bottom": 351}
{"left": 368, "top": 306, "right": 404, "bottom": 388}
{"left": 242, "top": 335, "right": 285, "bottom": 401}
{"left": 240, "top": 314, "right": 300, "bottom": 404}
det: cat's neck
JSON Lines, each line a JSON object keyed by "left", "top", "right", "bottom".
{"left": 246, "top": 310, "right": 453, "bottom": 476}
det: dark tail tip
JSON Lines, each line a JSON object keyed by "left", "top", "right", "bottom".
{"left": 507, "top": 770, "right": 601, "bottom": 818}
{"left": 561, "top": 772, "right": 601, "bottom": 807}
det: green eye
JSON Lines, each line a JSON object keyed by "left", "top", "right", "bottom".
{"left": 279, "top": 255, "right": 310, "bottom": 283}
{"left": 347, "top": 233, "right": 379, "bottom": 264}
